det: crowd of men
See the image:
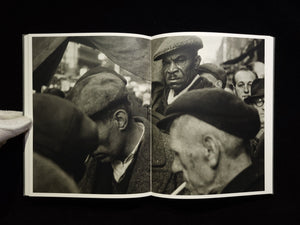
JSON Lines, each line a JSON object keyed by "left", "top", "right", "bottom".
{"left": 32, "top": 35, "right": 265, "bottom": 195}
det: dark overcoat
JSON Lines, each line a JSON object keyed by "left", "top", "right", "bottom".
{"left": 151, "top": 77, "right": 214, "bottom": 125}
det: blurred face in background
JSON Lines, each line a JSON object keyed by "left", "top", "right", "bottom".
{"left": 200, "top": 73, "right": 222, "bottom": 88}
{"left": 234, "top": 70, "right": 257, "bottom": 100}
{"left": 252, "top": 97, "right": 265, "bottom": 128}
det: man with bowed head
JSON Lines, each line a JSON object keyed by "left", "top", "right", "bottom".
{"left": 67, "top": 66, "right": 179, "bottom": 194}
{"left": 157, "top": 88, "right": 264, "bottom": 195}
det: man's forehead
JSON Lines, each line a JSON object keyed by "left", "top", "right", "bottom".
{"left": 162, "top": 48, "right": 196, "bottom": 60}
{"left": 235, "top": 70, "right": 256, "bottom": 81}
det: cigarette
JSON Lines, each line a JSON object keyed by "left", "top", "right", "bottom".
{"left": 171, "top": 182, "right": 186, "bottom": 195}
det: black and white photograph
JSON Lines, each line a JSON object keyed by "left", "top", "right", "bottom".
{"left": 151, "top": 33, "right": 273, "bottom": 198}
{"left": 23, "top": 32, "right": 273, "bottom": 199}
{"left": 24, "top": 34, "right": 152, "bottom": 197}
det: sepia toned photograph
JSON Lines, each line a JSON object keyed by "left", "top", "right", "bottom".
{"left": 25, "top": 34, "right": 152, "bottom": 197}
{"left": 23, "top": 32, "right": 273, "bottom": 199}
{"left": 151, "top": 33, "right": 271, "bottom": 198}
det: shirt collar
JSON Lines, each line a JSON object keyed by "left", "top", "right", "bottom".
{"left": 111, "top": 122, "right": 145, "bottom": 183}
{"left": 167, "top": 75, "right": 200, "bottom": 105}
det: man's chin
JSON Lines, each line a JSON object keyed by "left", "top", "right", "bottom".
{"left": 169, "top": 84, "right": 184, "bottom": 93}
{"left": 93, "top": 154, "right": 111, "bottom": 163}
{"left": 99, "top": 157, "right": 111, "bottom": 163}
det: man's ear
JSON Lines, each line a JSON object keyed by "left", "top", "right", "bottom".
{"left": 194, "top": 55, "right": 201, "bottom": 70}
{"left": 202, "top": 135, "right": 219, "bottom": 169}
{"left": 113, "top": 109, "right": 128, "bottom": 131}
{"left": 216, "top": 80, "right": 223, "bottom": 89}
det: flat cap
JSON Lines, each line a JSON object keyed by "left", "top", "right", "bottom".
{"left": 66, "top": 66, "right": 128, "bottom": 117}
{"left": 33, "top": 93, "right": 99, "bottom": 181}
{"left": 244, "top": 78, "right": 264, "bottom": 104}
{"left": 157, "top": 88, "right": 260, "bottom": 140}
{"left": 153, "top": 36, "right": 203, "bottom": 61}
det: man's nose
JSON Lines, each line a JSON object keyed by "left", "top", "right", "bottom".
{"left": 172, "top": 157, "right": 182, "bottom": 173}
{"left": 167, "top": 61, "right": 178, "bottom": 74}
{"left": 244, "top": 85, "right": 250, "bottom": 93}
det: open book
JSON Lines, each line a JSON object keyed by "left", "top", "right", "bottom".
{"left": 23, "top": 32, "right": 274, "bottom": 199}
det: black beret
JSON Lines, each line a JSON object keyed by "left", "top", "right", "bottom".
{"left": 66, "top": 66, "right": 128, "bottom": 117}
{"left": 153, "top": 36, "right": 203, "bottom": 61}
{"left": 157, "top": 88, "right": 260, "bottom": 140}
{"left": 33, "top": 93, "right": 99, "bottom": 181}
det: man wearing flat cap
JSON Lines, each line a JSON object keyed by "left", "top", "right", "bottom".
{"left": 152, "top": 36, "right": 214, "bottom": 125}
{"left": 157, "top": 88, "right": 264, "bottom": 194}
{"left": 33, "top": 93, "right": 99, "bottom": 193}
{"left": 197, "top": 63, "right": 227, "bottom": 89}
{"left": 67, "top": 66, "right": 179, "bottom": 194}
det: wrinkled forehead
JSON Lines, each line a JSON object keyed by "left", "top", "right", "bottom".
{"left": 162, "top": 47, "right": 197, "bottom": 61}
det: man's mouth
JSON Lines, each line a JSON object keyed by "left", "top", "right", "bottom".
{"left": 168, "top": 80, "right": 182, "bottom": 87}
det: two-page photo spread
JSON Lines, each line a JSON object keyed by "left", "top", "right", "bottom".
{"left": 23, "top": 32, "right": 274, "bottom": 199}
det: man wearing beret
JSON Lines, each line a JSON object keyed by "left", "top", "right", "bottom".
{"left": 157, "top": 88, "right": 264, "bottom": 194}
{"left": 152, "top": 36, "right": 214, "bottom": 125}
{"left": 67, "top": 66, "right": 178, "bottom": 194}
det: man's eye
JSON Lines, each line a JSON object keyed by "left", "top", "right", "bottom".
{"left": 173, "top": 151, "right": 179, "bottom": 157}
{"left": 162, "top": 60, "right": 170, "bottom": 66}
{"left": 237, "top": 82, "right": 244, "bottom": 87}
{"left": 175, "top": 57, "right": 186, "bottom": 63}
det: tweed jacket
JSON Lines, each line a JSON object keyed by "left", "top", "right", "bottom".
{"left": 78, "top": 116, "right": 181, "bottom": 194}
{"left": 79, "top": 117, "right": 150, "bottom": 194}
{"left": 151, "top": 122, "right": 183, "bottom": 194}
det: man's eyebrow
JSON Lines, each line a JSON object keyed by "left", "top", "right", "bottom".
{"left": 174, "top": 55, "right": 187, "bottom": 60}
{"left": 170, "top": 142, "right": 181, "bottom": 153}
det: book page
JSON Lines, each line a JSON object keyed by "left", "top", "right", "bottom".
{"left": 24, "top": 33, "right": 152, "bottom": 198}
{"left": 150, "top": 32, "right": 273, "bottom": 199}
{"left": 24, "top": 32, "right": 274, "bottom": 199}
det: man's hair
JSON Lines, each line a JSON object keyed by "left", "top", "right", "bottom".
{"left": 232, "top": 67, "right": 258, "bottom": 86}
